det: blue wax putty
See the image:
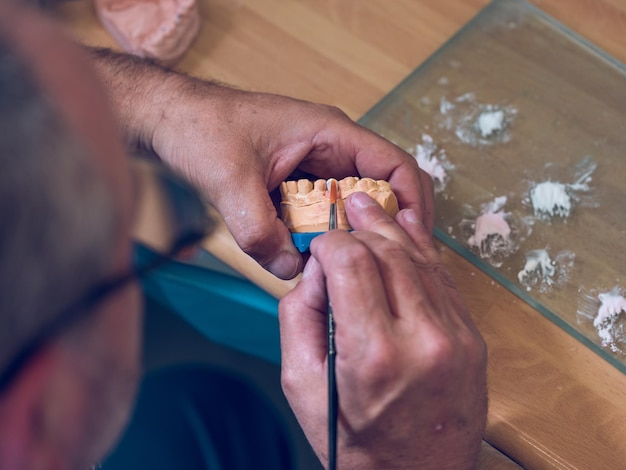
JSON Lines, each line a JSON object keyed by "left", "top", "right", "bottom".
{"left": 291, "top": 232, "right": 325, "bottom": 252}
{"left": 291, "top": 230, "right": 353, "bottom": 252}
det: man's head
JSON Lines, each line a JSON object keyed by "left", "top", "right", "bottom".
{"left": 0, "top": 3, "right": 142, "bottom": 469}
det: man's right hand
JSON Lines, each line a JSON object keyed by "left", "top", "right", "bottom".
{"left": 279, "top": 192, "right": 487, "bottom": 469}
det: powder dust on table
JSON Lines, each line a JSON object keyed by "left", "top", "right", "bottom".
{"left": 594, "top": 288, "right": 626, "bottom": 353}
{"left": 409, "top": 133, "right": 453, "bottom": 192}
{"left": 578, "top": 286, "right": 626, "bottom": 354}
{"left": 436, "top": 93, "right": 517, "bottom": 146}
{"left": 517, "top": 248, "right": 575, "bottom": 293}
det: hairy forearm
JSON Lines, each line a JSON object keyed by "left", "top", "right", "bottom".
{"left": 86, "top": 47, "right": 228, "bottom": 154}
{"left": 87, "top": 47, "right": 176, "bottom": 152}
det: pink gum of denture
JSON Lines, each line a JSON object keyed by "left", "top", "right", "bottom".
{"left": 95, "top": 0, "right": 201, "bottom": 66}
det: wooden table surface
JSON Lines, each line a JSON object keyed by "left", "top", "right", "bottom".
{"left": 55, "top": 1, "right": 626, "bottom": 468}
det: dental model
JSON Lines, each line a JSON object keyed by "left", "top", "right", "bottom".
{"left": 280, "top": 177, "right": 399, "bottom": 233}
{"left": 95, "top": 0, "right": 201, "bottom": 65}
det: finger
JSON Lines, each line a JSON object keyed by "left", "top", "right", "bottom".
{"left": 345, "top": 192, "right": 449, "bottom": 317}
{"left": 394, "top": 207, "right": 461, "bottom": 293}
{"left": 348, "top": 228, "right": 480, "bottom": 367}
{"left": 308, "top": 230, "right": 393, "bottom": 344}
{"left": 416, "top": 168, "right": 435, "bottom": 232}
{"left": 279, "top": 257, "right": 328, "bottom": 373}
{"left": 346, "top": 191, "right": 443, "bottom": 271}
{"left": 297, "top": 117, "right": 435, "bottom": 232}
{"left": 395, "top": 208, "right": 476, "bottom": 325}
{"left": 345, "top": 192, "right": 471, "bottom": 324}
{"left": 347, "top": 230, "right": 438, "bottom": 328}
{"left": 213, "top": 180, "right": 303, "bottom": 280}
{"left": 344, "top": 192, "right": 429, "bottom": 265}
{"left": 278, "top": 257, "right": 329, "bottom": 444}
{"left": 396, "top": 208, "right": 444, "bottom": 267}
{"left": 346, "top": 125, "right": 436, "bottom": 232}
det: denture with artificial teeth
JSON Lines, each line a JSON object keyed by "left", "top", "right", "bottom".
{"left": 96, "top": 0, "right": 201, "bottom": 65}
{"left": 280, "top": 177, "right": 399, "bottom": 233}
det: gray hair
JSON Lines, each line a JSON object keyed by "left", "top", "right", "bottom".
{"left": 0, "top": 35, "right": 118, "bottom": 377}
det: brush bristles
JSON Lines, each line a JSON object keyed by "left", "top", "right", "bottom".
{"left": 327, "top": 178, "right": 338, "bottom": 204}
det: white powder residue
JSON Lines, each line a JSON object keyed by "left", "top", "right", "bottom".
{"left": 440, "top": 97, "right": 455, "bottom": 115}
{"left": 594, "top": 288, "right": 626, "bottom": 353}
{"left": 596, "top": 291, "right": 626, "bottom": 325}
{"left": 410, "top": 134, "right": 453, "bottom": 192}
{"left": 530, "top": 181, "right": 572, "bottom": 219}
{"left": 528, "top": 159, "right": 597, "bottom": 221}
{"left": 467, "top": 196, "right": 514, "bottom": 265}
{"left": 436, "top": 93, "right": 516, "bottom": 146}
{"left": 517, "top": 248, "right": 575, "bottom": 293}
{"left": 455, "top": 92, "right": 475, "bottom": 103}
{"left": 477, "top": 109, "right": 505, "bottom": 138}
{"left": 518, "top": 249, "right": 554, "bottom": 286}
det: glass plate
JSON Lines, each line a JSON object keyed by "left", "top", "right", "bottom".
{"left": 359, "top": 0, "right": 626, "bottom": 373}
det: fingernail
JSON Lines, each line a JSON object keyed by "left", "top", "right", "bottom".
{"left": 402, "top": 208, "right": 422, "bottom": 225}
{"left": 349, "top": 191, "right": 377, "bottom": 208}
{"left": 301, "top": 258, "right": 316, "bottom": 279}
{"left": 267, "top": 251, "right": 300, "bottom": 280}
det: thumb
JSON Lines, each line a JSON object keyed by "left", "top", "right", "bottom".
{"left": 279, "top": 257, "right": 328, "bottom": 385}
{"left": 214, "top": 182, "right": 303, "bottom": 280}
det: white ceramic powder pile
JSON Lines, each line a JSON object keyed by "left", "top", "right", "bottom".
{"left": 476, "top": 109, "right": 505, "bottom": 138}
{"left": 530, "top": 181, "right": 572, "bottom": 220}
{"left": 529, "top": 159, "right": 596, "bottom": 221}
{"left": 436, "top": 93, "right": 516, "bottom": 146}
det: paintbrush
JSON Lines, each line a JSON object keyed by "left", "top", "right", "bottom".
{"left": 326, "top": 178, "right": 338, "bottom": 470}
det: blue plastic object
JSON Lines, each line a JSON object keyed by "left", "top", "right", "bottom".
{"left": 136, "top": 245, "right": 281, "bottom": 364}
{"left": 290, "top": 232, "right": 325, "bottom": 252}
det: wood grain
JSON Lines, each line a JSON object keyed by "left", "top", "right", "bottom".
{"left": 440, "top": 242, "right": 626, "bottom": 469}
{"left": 54, "top": 0, "right": 626, "bottom": 468}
